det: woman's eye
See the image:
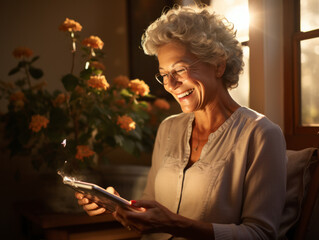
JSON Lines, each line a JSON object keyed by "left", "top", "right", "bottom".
{"left": 161, "top": 73, "right": 168, "bottom": 78}
{"left": 175, "top": 68, "right": 186, "bottom": 74}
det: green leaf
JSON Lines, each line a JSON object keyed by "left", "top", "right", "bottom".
{"left": 62, "top": 74, "right": 79, "bottom": 91}
{"left": 8, "top": 66, "right": 20, "bottom": 76}
{"left": 93, "top": 69, "right": 103, "bottom": 75}
{"left": 122, "top": 138, "right": 135, "bottom": 154}
{"left": 30, "top": 56, "right": 40, "bottom": 63}
{"left": 18, "top": 61, "right": 27, "bottom": 68}
{"left": 93, "top": 106, "right": 112, "bottom": 120}
{"left": 114, "top": 134, "right": 124, "bottom": 146}
{"left": 80, "top": 68, "right": 92, "bottom": 80}
{"left": 29, "top": 66, "right": 44, "bottom": 79}
{"left": 143, "top": 93, "right": 156, "bottom": 99}
{"left": 120, "top": 88, "right": 133, "bottom": 97}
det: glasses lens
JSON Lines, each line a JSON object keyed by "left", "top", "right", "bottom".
{"left": 155, "top": 73, "right": 164, "bottom": 85}
{"left": 174, "top": 67, "right": 187, "bottom": 78}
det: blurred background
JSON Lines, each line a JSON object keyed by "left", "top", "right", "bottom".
{"left": 0, "top": 0, "right": 318, "bottom": 239}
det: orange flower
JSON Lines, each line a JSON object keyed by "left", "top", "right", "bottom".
{"left": 75, "top": 145, "right": 95, "bottom": 161}
{"left": 0, "top": 81, "right": 14, "bottom": 89}
{"left": 115, "top": 99, "right": 125, "bottom": 106}
{"left": 14, "top": 100, "right": 24, "bottom": 111}
{"left": 129, "top": 79, "right": 150, "bottom": 96}
{"left": 113, "top": 75, "right": 130, "bottom": 88}
{"left": 90, "top": 61, "right": 105, "bottom": 71}
{"left": 10, "top": 91, "right": 25, "bottom": 102}
{"left": 82, "top": 36, "right": 104, "bottom": 49}
{"left": 59, "top": 18, "right": 82, "bottom": 32}
{"left": 29, "top": 115, "right": 49, "bottom": 133}
{"left": 52, "top": 93, "right": 69, "bottom": 107}
{"left": 12, "top": 47, "right": 33, "bottom": 59}
{"left": 154, "top": 98, "right": 170, "bottom": 110}
{"left": 87, "top": 75, "right": 109, "bottom": 90}
{"left": 117, "top": 115, "right": 136, "bottom": 132}
{"left": 75, "top": 85, "right": 85, "bottom": 95}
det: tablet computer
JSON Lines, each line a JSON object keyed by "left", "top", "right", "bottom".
{"left": 62, "top": 176, "right": 137, "bottom": 212}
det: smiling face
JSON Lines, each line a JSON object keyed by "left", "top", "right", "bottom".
{"left": 157, "top": 42, "right": 224, "bottom": 113}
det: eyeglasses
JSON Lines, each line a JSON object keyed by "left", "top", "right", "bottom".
{"left": 155, "top": 59, "right": 201, "bottom": 85}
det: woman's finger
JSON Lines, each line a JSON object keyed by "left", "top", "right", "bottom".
{"left": 82, "top": 202, "right": 100, "bottom": 211}
{"left": 106, "top": 186, "right": 119, "bottom": 196}
{"left": 75, "top": 192, "right": 84, "bottom": 200}
{"left": 77, "top": 197, "right": 90, "bottom": 206}
{"left": 86, "top": 207, "right": 106, "bottom": 216}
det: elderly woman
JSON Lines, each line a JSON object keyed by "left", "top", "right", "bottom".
{"left": 76, "top": 5, "right": 287, "bottom": 240}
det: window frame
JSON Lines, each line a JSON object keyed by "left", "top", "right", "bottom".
{"left": 283, "top": 0, "right": 319, "bottom": 149}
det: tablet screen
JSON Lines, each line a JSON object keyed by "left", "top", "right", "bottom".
{"left": 62, "top": 176, "right": 132, "bottom": 212}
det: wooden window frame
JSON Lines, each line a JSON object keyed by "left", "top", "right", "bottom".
{"left": 283, "top": 0, "right": 319, "bottom": 149}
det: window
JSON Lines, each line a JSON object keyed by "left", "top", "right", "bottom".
{"left": 210, "top": 0, "right": 250, "bottom": 107}
{"left": 284, "top": 0, "right": 319, "bottom": 149}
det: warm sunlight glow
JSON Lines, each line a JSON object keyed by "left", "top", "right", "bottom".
{"left": 210, "top": 0, "right": 250, "bottom": 107}
{"left": 300, "top": 0, "right": 319, "bottom": 32}
{"left": 224, "top": 6, "right": 249, "bottom": 42}
{"left": 210, "top": 0, "right": 249, "bottom": 42}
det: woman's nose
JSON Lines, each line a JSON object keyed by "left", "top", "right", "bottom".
{"left": 165, "top": 73, "right": 180, "bottom": 91}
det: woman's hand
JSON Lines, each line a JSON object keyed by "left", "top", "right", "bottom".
{"left": 113, "top": 200, "right": 214, "bottom": 239}
{"left": 113, "top": 200, "right": 176, "bottom": 233}
{"left": 75, "top": 186, "right": 119, "bottom": 216}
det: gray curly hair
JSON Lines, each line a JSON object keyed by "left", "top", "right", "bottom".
{"left": 141, "top": 5, "right": 244, "bottom": 89}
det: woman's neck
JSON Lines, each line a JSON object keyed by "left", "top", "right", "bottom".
{"left": 194, "top": 92, "right": 240, "bottom": 133}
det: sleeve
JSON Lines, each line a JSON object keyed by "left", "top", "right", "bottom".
{"left": 141, "top": 119, "right": 169, "bottom": 200}
{"left": 213, "top": 124, "right": 287, "bottom": 240}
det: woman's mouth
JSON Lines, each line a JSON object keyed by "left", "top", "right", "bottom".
{"left": 177, "top": 88, "right": 194, "bottom": 99}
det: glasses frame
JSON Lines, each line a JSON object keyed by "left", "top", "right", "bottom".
{"left": 155, "top": 59, "right": 201, "bottom": 85}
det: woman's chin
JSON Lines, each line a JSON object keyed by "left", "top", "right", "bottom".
{"left": 179, "top": 104, "right": 196, "bottom": 113}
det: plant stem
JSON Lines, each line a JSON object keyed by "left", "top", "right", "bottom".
{"left": 71, "top": 109, "right": 79, "bottom": 143}
{"left": 24, "top": 65, "right": 32, "bottom": 88}
{"left": 90, "top": 48, "right": 96, "bottom": 57}
{"left": 70, "top": 32, "right": 76, "bottom": 74}
{"left": 70, "top": 51, "right": 75, "bottom": 74}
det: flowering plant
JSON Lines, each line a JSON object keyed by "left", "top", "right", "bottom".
{"left": 0, "top": 18, "right": 170, "bottom": 171}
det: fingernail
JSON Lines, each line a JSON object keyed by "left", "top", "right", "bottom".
{"left": 130, "top": 200, "right": 137, "bottom": 205}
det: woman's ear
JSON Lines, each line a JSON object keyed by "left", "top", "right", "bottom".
{"left": 216, "top": 60, "right": 226, "bottom": 78}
